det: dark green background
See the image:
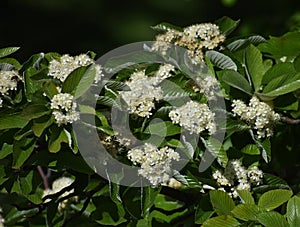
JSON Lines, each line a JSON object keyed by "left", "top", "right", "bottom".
{"left": 1, "top": 0, "right": 299, "bottom": 60}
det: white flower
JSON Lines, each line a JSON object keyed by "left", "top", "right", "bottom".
{"left": 194, "top": 76, "right": 219, "bottom": 100}
{"left": 167, "top": 178, "right": 182, "bottom": 189}
{"left": 0, "top": 70, "right": 21, "bottom": 95}
{"left": 183, "top": 23, "right": 225, "bottom": 50}
{"left": 169, "top": 100, "right": 216, "bottom": 135}
{"left": 248, "top": 166, "right": 263, "bottom": 185}
{"left": 232, "top": 96, "right": 280, "bottom": 138}
{"left": 42, "top": 177, "right": 76, "bottom": 211}
{"left": 127, "top": 143, "right": 180, "bottom": 186}
{"left": 50, "top": 93, "right": 80, "bottom": 125}
{"left": 154, "top": 64, "right": 175, "bottom": 84}
{"left": 212, "top": 170, "right": 232, "bottom": 186}
{"left": 48, "top": 54, "right": 104, "bottom": 83}
{"left": 212, "top": 160, "right": 264, "bottom": 198}
{"left": 152, "top": 23, "right": 225, "bottom": 64}
{"left": 120, "top": 70, "right": 163, "bottom": 118}
{"left": 151, "top": 30, "right": 182, "bottom": 55}
{"left": 0, "top": 98, "right": 2, "bottom": 107}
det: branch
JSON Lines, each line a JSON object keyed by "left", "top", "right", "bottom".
{"left": 37, "top": 166, "right": 50, "bottom": 190}
{"left": 281, "top": 116, "right": 300, "bottom": 125}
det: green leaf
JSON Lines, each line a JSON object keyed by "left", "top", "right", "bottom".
{"left": 93, "top": 196, "right": 127, "bottom": 226}
{"left": 294, "top": 54, "right": 300, "bottom": 72}
{"left": 245, "top": 44, "right": 264, "bottom": 91}
{"left": 144, "top": 121, "right": 182, "bottom": 137}
{"left": 262, "top": 62, "right": 295, "bottom": 84}
{"left": 21, "top": 104, "right": 51, "bottom": 120}
{"left": 258, "top": 189, "right": 293, "bottom": 211}
{"left": 24, "top": 67, "right": 44, "bottom": 101}
{"left": 195, "top": 207, "right": 214, "bottom": 224}
{"left": 226, "top": 39, "right": 249, "bottom": 52}
{"left": 173, "top": 170, "right": 202, "bottom": 188}
{"left": 209, "top": 190, "right": 235, "bottom": 215}
{"left": 237, "top": 190, "right": 255, "bottom": 204}
{"left": 241, "top": 144, "right": 261, "bottom": 155}
{"left": 263, "top": 59, "right": 273, "bottom": 75}
{"left": 263, "top": 173, "right": 289, "bottom": 186}
{"left": 56, "top": 151, "right": 93, "bottom": 174}
{"left": 201, "top": 137, "right": 228, "bottom": 168}
{"left": 43, "top": 81, "right": 59, "bottom": 99}
{"left": 252, "top": 136, "right": 271, "bottom": 163}
{"left": 215, "top": 16, "right": 240, "bottom": 36}
{"left": 32, "top": 116, "right": 54, "bottom": 137}
{"left": 137, "top": 219, "right": 149, "bottom": 227}
{"left": 263, "top": 73, "right": 300, "bottom": 97}
{"left": 0, "top": 112, "right": 28, "bottom": 130}
{"left": 257, "top": 211, "right": 289, "bottom": 227}
{"left": 143, "top": 186, "right": 161, "bottom": 217}
{"left": 0, "top": 58, "right": 22, "bottom": 70}
{"left": 0, "top": 143, "right": 13, "bottom": 159}
{"left": 206, "top": 51, "right": 237, "bottom": 71}
{"left": 48, "top": 127, "right": 70, "bottom": 153}
{"left": 150, "top": 209, "right": 188, "bottom": 224}
{"left": 151, "top": 22, "right": 183, "bottom": 32}
{"left": 258, "top": 32, "right": 300, "bottom": 59}
{"left": 154, "top": 194, "right": 184, "bottom": 211}
{"left": 231, "top": 204, "right": 263, "bottom": 221}
{"left": 0, "top": 47, "right": 20, "bottom": 58}
{"left": 202, "top": 215, "right": 240, "bottom": 227}
{"left": 221, "top": 69, "right": 253, "bottom": 95}
{"left": 287, "top": 196, "right": 300, "bottom": 227}
{"left": 62, "top": 65, "right": 95, "bottom": 98}
{"left": 103, "top": 79, "right": 129, "bottom": 91}
{"left": 248, "top": 35, "right": 266, "bottom": 45}
{"left": 97, "top": 95, "right": 117, "bottom": 107}
{"left": 13, "top": 136, "right": 36, "bottom": 168}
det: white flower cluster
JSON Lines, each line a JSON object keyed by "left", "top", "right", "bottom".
{"left": 154, "top": 64, "right": 175, "bottom": 83}
{"left": 0, "top": 70, "right": 21, "bottom": 95}
{"left": 169, "top": 100, "right": 216, "bottom": 135}
{"left": 193, "top": 76, "right": 219, "bottom": 100}
{"left": 212, "top": 160, "right": 263, "bottom": 198}
{"left": 127, "top": 143, "right": 180, "bottom": 186}
{"left": 48, "top": 54, "right": 103, "bottom": 82}
{"left": 120, "top": 70, "right": 163, "bottom": 118}
{"left": 42, "top": 177, "right": 76, "bottom": 211}
{"left": 50, "top": 93, "right": 80, "bottom": 125}
{"left": 232, "top": 96, "right": 280, "bottom": 138}
{"left": 152, "top": 23, "right": 225, "bottom": 64}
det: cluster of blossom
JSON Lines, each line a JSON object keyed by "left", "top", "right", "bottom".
{"left": 42, "top": 177, "right": 77, "bottom": 211}
{"left": 50, "top": 93, "right": 80, "bottom": 125}
{"left": 127, "top": 143, "right": 180, "bottom": 186}
{"left": 152, "top": 23, "right": 225, "bottom": 64}
{"left": 0, "top": 70, "right": 21, "bottom": 95}
{"left": 212, "top": 160, "right": 263, "bottom": 198}
{"left": 48, "top": 54, "right": 103, "bottom": 83}
{"left": 154, "top": 64, "right": 176, "bottom": 83}
{"left": 232, "top": 96, "right": 281, "bottom": 138}
{"left": 120, "top": 70, "right": 162, "bottom": 118}
{"left": 169, "top": 100, "right": 216, "bottom": 135}
{"left": 193, "top": 76, "right": 219, "bottom": 100}
{"left": 102, "top": 133, "right": 133, "bottom": 153}
{"left": 120, "top": 64, "right": 176, "bottom": 117}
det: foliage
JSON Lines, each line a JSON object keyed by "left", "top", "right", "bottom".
{"left": 0, "top": 17, "right": 300, "bottom": 226}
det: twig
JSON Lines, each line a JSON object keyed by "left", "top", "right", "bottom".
{"left": 281, "top": 116, "right": 300, "bottom": 125}
{"left": 37, "top": 166, "right": 50, "bottom": 190}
